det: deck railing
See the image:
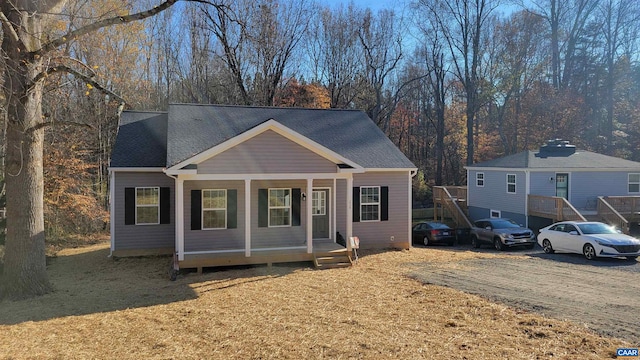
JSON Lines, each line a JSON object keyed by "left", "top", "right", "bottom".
{"left": 598, "top": 197, "right": 630, "bottom": 233}
{"left": 528, "top": 195, "right": 586, "bottom": 222}
{"left": 433, "top": 186, "right": 472, "bottom": 228}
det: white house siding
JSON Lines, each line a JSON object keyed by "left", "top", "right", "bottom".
{"left": 467, "top": 170, "right": 527, "bottom": 220}
{"left": 352, "top": 172, "right": 411, "bottom": 249}
{"left": 197, "top": 130, "right": 338, "bottom": 174}
{"left": 113, "top": 172, "right": 175, "bottom": 251}
{"left": 184, "top": 180, "right": 245, "bottom": 252}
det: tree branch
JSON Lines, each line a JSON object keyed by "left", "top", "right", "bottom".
{"left": 33, "top": 0, "right": 200, "bottom": 56}
{"left": 0, "top": 10, "right": 21, "bottom": 45}
{"left": 30, "top": 65, "right": 125, "bottom": 104}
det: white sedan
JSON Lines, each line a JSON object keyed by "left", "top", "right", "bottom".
{"left": 537, "top": 221, "right": 640, "bottom": 260}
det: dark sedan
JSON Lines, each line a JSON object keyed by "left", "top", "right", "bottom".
{"left": 412, "top": 221, "right": 456, "bottom": 246}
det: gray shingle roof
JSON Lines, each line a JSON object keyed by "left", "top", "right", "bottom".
{"left": 469, "top": 149, "right": 640, "bottom": 169}
{"left": 111, "top": 104, "right": 416, "bottom": 170}
{"left": 110, "top": 111, "right": 168, "bottom": 168}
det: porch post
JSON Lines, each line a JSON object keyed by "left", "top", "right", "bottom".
{"left": 307, "top": 178, "right": 313, "bottom": 254}
{"left": 176, "top": 177, "right": 185, "bottom": 261}
{"left": 245, "top": 179, "right": 251, "bottom": 257}
{"left": 347, "top": 175, "right": 353, "bottom": 240}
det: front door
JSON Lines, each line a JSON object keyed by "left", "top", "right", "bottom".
{"left": 312, "top": 189, "right": 329, "bottom": 239}
{"left": 556, "top": 173, "right": 569, "bottom": 200}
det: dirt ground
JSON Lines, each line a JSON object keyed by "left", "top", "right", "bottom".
{"left": 0, "top": 242, "right": 633, "bottom": 359}
{"left": 410, "top": 249, "right": 640, "bottom": 343}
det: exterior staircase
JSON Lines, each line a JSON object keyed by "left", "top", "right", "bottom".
{"left": 313, "top": 250, "right": 352, "bottom": 269}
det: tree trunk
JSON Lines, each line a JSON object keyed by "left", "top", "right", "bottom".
{"left": 1, "top": 9, "right": 52, "bottom": 298}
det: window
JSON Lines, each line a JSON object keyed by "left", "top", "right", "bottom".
{"left": 136, "top": 187, "right": 159, "bottom": 225}
{"left": 629, "top": 174, "right": 640, "bottom": 193}
{"left": 202, "top": 189, "right": 227, "bottom": 229}
{"left": 507, "top": 174, "right": 516, "bottom": 194}
{"left": 490, "top": 210, "right": 501, "bottom": 218}
{"left": 269, "top": 188, "right": 291, "bottom": 227}
{"left": 476, "top": 172, "right": 484, "bottom": 187}
{"left": 360, "top": 186, "right": 380, "bottom": 221}
{"left": 312, "top": 191, "right": 326, "bottom": 215}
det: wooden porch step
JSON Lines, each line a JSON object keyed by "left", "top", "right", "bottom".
{"left": 313, "top": 253, "right": 352, "bottom": 269}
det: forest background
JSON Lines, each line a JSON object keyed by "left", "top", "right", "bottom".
{"left": 1, "top": 0, "right": 639, "bottom": 242}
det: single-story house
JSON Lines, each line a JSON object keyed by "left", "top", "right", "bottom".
{"left": 109, "top": 104, "right": 417, "bottom": 269}
{"left": 464, "top": 139, "right": 640, "bottom": 231}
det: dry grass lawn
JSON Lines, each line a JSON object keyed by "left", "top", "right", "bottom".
{"left": 0, "top": 241, "right": 630, "bottom": 359}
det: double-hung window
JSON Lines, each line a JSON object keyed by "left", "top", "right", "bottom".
{"left": 360, "top": 186, "right": 380, "bottom": 221}
{"left": 136, "top": 187, "right": 159, "bottom": 225}
{"left": 507, "top": 174, "right": 516, "bottom": 194}
{"left": 629, "top": 174, "right": 640, "bottom": 193}
{"left": 269, "top": 188, "right": 291, "bottom": 227}
{"left": 202, "top": 189, "right": 227, "bottom": 229}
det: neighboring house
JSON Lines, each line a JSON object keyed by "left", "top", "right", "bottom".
{"left": 109, "top": 104, "right": 416, "bottom": 269}
{"left": 463, "top": 139, "right": 640, "bottom": 231}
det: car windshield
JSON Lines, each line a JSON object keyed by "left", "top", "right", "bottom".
{"left": 428, "top": 223, "right": 450, "bottom": 229}
{"left": 489, "top": 219, "right": 520, "bottom": 229}
{"left": 577, "top": 223, "right": 617, "bottom": 235}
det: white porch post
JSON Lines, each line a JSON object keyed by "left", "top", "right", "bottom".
{"left": 332, "top": 178, "right": 337, "bottom": 242}
{"left": 306, "top": 178, "right": 313, "bottom": 253}
{"left": 346, "top": 175, "right": 353, "bottom": 240}
{"left": 245, "top": 179, "right": 252, "bottom": 257}
{"left": 176, "top": 177, "right": 185, "bottom": 261}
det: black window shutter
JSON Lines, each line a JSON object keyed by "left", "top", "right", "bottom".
{"left": 160, "top": 187, "right": 171, "bottom": 224}
{"left": 124, "top": 188, "right": 136, "bottom": 225}
{"left": 258, "top": 189, "right": 268, "bottom": 227}
{"left": 381, "top": 186, "right": 389, "bottom": 221}
{"left": 227, "top": 189, "right": 237, "bottom": 229}
{"left": 292, "top": 188, "right": 301, "bottom": 226}
{"left": 352, "top": 187, "right": 360, "bottom": 222}
{"left": 191, "top": 190, "right": 202, "bottom": 230}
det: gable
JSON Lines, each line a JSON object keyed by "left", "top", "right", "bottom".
{"left": 197, "top": 130, "right": 339, "bottom": 174}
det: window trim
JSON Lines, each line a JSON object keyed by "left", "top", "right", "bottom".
{"left": 490, "top": 210, "right": 501, "bottom": 218}
{"left": 360, "top": 186, "right": 381, "bottom": 222}
{"left": 201, "top": 189, "right": 227, "bottom": 230}
{"left": 135, "top": 186, "right": 160, "bottom": 225}
{"left": 476, "top": 172, "right": 485, "bottom": 187}
{"left": 506, "top": 174, "right": 516, "bottom": 194}
{"left": 629, "top": 173, "right": 640, "bottom": 194}
{"left": 269, "top": 188, "right": 292, "bottom": 228}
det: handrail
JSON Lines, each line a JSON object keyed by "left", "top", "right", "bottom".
{"left": 436, "top": 186, "right": 473, "bottom": 228}
{"left": 597, "top": 196, "right": 629, "bottom": 233}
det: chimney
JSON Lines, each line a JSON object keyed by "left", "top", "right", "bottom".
{"left": 537, "top": 139, "right": 576, "bottom": 157}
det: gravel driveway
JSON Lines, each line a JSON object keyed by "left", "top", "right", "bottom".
{"left": 409, "top": 246, "right": 640, "bottom": 343}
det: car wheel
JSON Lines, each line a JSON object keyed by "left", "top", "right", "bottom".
{"left": 423, "top": 236, "right": 429, "bottom": 246}
{"left": 494, "top": 237, "right": 505, "bottom": 251}
{"left": 471, "top": 236, "right": 480, "bottom": 249}
{"left": 626, "top": 256, "right": 638, "bottom": 261}
{"left": 583, "top": 243, "right": 597, "bottom": 260}
{"left": 542, "top": 239, "right": 554, "bottom": 254}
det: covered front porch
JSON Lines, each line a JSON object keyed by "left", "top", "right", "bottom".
{"left": 171, "top": 172, "right": 359, "bottom": 270}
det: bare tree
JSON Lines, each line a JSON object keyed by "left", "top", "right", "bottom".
{"left": 0, "top": 0, "right": 204, "bottom": 299}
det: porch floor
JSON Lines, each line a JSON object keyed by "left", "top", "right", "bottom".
{"left": 178, "top": 240, "right": 348, "bottom": 269}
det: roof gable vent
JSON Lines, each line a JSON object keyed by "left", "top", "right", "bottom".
{"left": 537, "top": 139, "right": 576, "bottom": 158}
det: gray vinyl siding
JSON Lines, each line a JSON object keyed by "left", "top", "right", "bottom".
{"left": 251, "top": 180, "right": 307, "bottom": 249}
{"left": 184, "top": 181, "right": 245, "bottom": 252}
{"left": 467, "top": 170, "right": 527, "bottom": 221}
{"left": 113, "top": 172, "right": 174, "bottom": 250}
{"left": 197, "top": 130, "right": 337, "bottom": 174}
{"left": 353, "top": 172, "right": 411, "bottom": 249}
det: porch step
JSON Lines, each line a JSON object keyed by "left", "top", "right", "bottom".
{"left": 313, "top": 253, "right": 352, "bottom": 269}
